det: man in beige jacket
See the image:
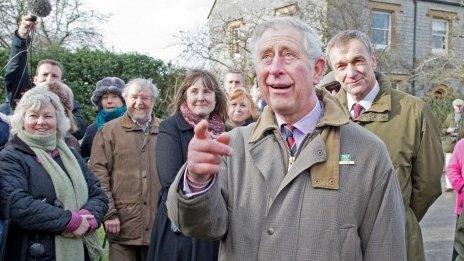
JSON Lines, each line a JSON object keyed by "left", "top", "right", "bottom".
{"left": 89, "top": 78, "right": 161, "bottom": 261}
{"left": 166, "top": 17, "right": 406, "bottom": 261}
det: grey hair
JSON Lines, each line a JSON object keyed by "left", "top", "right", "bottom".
{"left": 10, "top": 88, "right": 70, "bottom": 139}
{"left": 326, "top": 30, "right": 374, "bottom": 66}
{"left": 251, "top": 16, "right": 323, "bottom": 64}
{"left": 123, "top": 78, "right": 160, "bottom": 100}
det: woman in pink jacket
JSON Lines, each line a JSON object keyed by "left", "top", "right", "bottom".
{"left": 446, "top": 138, "right": 464, "bottom": 260}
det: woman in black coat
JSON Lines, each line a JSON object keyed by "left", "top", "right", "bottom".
{"left": 0, "top": 88, "right": 108, "bottom": 260}
{"left": 80, "top": 77, "right": 126, "bottom": 160}
{"left": 148, "top": 69, "right": 227, "bottom": 260}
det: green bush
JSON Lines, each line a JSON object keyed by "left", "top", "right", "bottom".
{"left": 0, "top": 47, "right": 185, "bottom": 122}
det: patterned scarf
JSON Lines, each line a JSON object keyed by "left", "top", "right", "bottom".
{"left": 179, "top": 102, "right": 225, "bottom": 138}
{"left": 17, "top": 130, "right": 102, "bottom": 261}
{"left": 95, "top": 106, "right": 126, "bottom": 130}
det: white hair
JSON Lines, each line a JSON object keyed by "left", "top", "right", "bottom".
{"left": 251, "top": 16, "right": 323, "bottom": 64}
{"left": 10, "top": 88, "right": 70, "bottom": 139}
{"left": 123, "top": 78, "right": 160, "bottom": 100}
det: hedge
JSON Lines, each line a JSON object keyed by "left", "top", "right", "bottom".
{"left": 0, "top": 47, "right": 185, "bottom": 122}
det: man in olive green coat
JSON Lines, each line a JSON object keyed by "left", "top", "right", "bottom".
{"left": 327, "top": 30, "right": 443, "bottom": 261}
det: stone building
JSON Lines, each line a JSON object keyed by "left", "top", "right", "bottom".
{"left": 207, "top": 0, "right": 464, "bottom": 97}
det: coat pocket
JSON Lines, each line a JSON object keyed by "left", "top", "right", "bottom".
{"left": 114, "top": 202, "right": 141, "bottom": 241}
{"left": 339, "top": 224, "right": 361, "bottom": 261}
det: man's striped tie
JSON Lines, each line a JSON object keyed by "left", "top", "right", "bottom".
{"left": 282, "top": 124, "right": 297, "bottom": 156}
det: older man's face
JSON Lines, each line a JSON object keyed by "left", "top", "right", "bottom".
{"left": 328, "top": 39, "right": 377, "bottom": 101}
{"left": 125, "top": 84, "right": 154, "bottom": 124}
{"left": 255, "top": 26, "right": 324, "bottom": 122}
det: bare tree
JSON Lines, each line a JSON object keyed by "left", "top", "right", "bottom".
{"left": 0, "top": 0, "right": 108, "bottom": 49}
{"left": 173, "top": 0, "right": 371, "bottom": 84}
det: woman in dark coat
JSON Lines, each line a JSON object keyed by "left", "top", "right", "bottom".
{"left": 0, "top": 88, "right": 108, "bottom": 261}
{"left": 148, "top": 69, "right": 227, "bottom": 260}
{"left": 80, "top": 77, "right": 126, "bottom": 160}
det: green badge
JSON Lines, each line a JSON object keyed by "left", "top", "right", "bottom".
{"left": 339, "top": 153, "right": 354, "bottom": 165}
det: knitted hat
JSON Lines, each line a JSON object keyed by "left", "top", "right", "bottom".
{"left": 453, "top": 99, "right": 464, "bottom": 106}
{"left": 91, "top": 77, "right": 125, "bottom": 106}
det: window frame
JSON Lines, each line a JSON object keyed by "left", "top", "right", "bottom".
{"left": 371, "top": 10, "right": 392, "bottom": 50}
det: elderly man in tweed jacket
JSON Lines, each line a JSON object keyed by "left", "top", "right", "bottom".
{"left": 167, "top": 17, "right": 406, "bottom": 261}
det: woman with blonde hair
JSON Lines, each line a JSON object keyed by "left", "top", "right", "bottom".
{"left": 35, "top": 81, "right": 80, "bottom": 152}
{"left": 226, "top": 87, "right": 259, "bottom": 130}
{"left": 0, "top": 88, "right": 107, "bottom": 260}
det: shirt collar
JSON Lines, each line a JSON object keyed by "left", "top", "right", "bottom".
{"left": 130, "top": 114, "right": 152, "bottom": 132}
{"left": 347, "top": 80, "right": 380, "bottom": 112}
{"left": 275, "top": 98, "right": 323, "bottom": 135}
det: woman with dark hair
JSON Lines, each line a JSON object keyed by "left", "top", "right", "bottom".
{"left": 80, "top": 77, "right": 126, "bottom": 160}
{"left": 0, "top": 88, "right": 107, "bottom": 260}
{"left": 148, "top": 69, "right": 225, "bottom": 260}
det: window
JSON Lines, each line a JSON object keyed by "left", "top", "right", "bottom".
{"left": 431, "top": 18, "right": 448, "bottom": 54}
{"left": 227, "top": 20, "right": 244, "bottom": 57}
{"left": 275, "top": 4, "right": 298, "bottom": 16}
{"left": 371, "top": 11, "right": 391, "bottom": 49}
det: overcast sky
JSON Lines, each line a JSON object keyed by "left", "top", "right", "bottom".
{"left": 86, "top": 0, "right": 213, "bottom": 64}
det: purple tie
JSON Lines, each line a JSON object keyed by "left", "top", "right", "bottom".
{"left": 353, "top": 103, "right": 363, "bottom": 118}
{"left": 282, "top": 124, "right": 297, "bottom": 156}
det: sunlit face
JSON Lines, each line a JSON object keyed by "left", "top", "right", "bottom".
{"left": 328, "top": 39, "right": 377, "bottom": 101}
{"left": 101, "top": 93, "right": 124, "bottom": 111}
{"left": 255, "top": 26, "right": 324, "bottom": 123}
{"left": 125, "top": 84, "right": 154, "bottom": 124}
{"left": 24, "top": 103, "right": 57, "bottom": 136}
{"left": 228, "top": 97, "right": 251, "bottom": 126}
{"left": 34, "top": 64, "right": 63, "bottom": 84}
{"left": 223, "top": 73, "right": 244, "bottom": 93}
{"left": 186, "top": 79, "right": 216, "bottom": 119}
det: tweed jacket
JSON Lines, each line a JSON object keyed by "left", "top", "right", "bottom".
{"left": 336, "top": 79, "right": 443, "bottom": 261}
{"left": 89, "top": 112, "right": 161, "bottom": 245}
{"left": 167, "top": 89, "right": 406, "bottom": 261}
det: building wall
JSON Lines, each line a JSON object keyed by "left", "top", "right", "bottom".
{"left": 207, "top": 0, "right": 464, "bottom": 96}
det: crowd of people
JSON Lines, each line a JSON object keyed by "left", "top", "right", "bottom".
{"left": 0, "top": 14, "right": 462, "bottom": 261}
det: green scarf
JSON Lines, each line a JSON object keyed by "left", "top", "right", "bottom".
{"left": 17, "top": 130, "right": 102, "bottom": 261}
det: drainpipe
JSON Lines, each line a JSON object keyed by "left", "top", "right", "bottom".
{"left": 412, "top": 0, "right": 418, "bottom": 96}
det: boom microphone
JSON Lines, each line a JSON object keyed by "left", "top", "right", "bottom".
{"left": 27, "top": 0, "right": 52, "bottom": 18}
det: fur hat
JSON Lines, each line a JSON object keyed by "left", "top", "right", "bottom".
{"left": 91, "top": 77, "right": 125, "bottom": 106}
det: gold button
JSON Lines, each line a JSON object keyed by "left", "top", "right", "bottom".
{"left": 329, "top": 180, "right": 335, "bottom": 185}
{"left": 314, "top": 179, "right": 320, "bottom": 184}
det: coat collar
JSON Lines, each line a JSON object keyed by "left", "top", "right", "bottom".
{"left": 174, "top": 110, "right": 194, "bottom": 131}
{"left": 120, "top": 112, "right": 160, "bottom": 133}
{"left": 9, "top": 135, "right": 35, "bottom": 155}
{"left": 248, "top": 89, "right": 349, "bottom": 190}
{"left": 336, "top": 75, "right": 391, "bottom": 122}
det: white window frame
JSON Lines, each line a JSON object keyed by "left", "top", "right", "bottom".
{"left": 431, "top": 18, "right": 449, "bottom": 54}
{"left": 371, "top": 10, "right": 391, "bottom": 50}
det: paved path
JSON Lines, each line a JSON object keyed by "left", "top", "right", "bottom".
{"left": 422, "top": 176, "right": 456, "bottom": 260}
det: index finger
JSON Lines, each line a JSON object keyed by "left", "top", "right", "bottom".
{"left": 194, "top": 120, "right": 210, "bottom": 140}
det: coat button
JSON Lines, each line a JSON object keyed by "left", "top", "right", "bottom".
{"left": 329, "top": 179, "right": 335, "bottom": 185}
{"left": 267, "top": 227, "right": 274, "bottom": 235}
{"left": 317, "top": 150, "right": 323, "bottom": 156}
{"left": 314, "top": 179, "right": 320, "bottom": 184}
